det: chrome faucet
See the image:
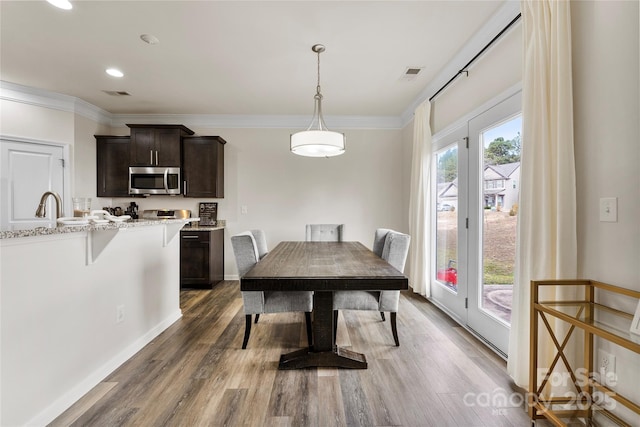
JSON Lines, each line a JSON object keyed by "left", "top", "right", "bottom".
{"left": 35, "top": 191, "right": 63, "bottom": 219}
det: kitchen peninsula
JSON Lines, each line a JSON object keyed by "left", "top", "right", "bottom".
{"left": 0, "top": 218, "right": 192, "bottom": 426}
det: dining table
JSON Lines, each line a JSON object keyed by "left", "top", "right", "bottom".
{"left": 241, "top": 241, "right": 409, "bottom": 369}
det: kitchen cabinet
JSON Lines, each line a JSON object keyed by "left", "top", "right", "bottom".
{"left": 127, "top": 124, "right": 194, "bottom": 167}
{"left": 95, "top": 135, "right": 130, "bottom": 197}
{"left": 180, "top": 228, "right": 224, "bottom": 289}
{"left": 182, "top": 136, "right": 226, "bottom": 198}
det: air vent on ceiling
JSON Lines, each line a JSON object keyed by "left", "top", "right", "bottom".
{"left": 400, "top": 67, "right": 424, "bottom": 81}
{"left": 103, "top": 90, "right": 131, "bottom": 96}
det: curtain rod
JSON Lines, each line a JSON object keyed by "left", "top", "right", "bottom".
{"left": 428, "top": 13, "right": 522, "bottom": 102}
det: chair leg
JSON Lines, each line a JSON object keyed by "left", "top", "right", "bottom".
{"left": 333, "top": 310, "right": 339, "bottom": 343}
{"left": 254, "top": 313, "right": 260, "bottom": 324}
{"left": 242, "top": 314, "right": 252, "bottom": 349}
{"left": 390, "top": 312, "right": 399, "bottom": 346}
{"left": 304, "top": 312, "right": 313, "bottom": 348}
{"left": 380, "top": 311, "right": 386, "bottom": 321}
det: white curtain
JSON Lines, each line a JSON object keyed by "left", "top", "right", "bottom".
{"left": 507, "top": 0, "right": 578, "bottom": 387}
{"left": 408, "top": 100, "right": 432, "bottom": 297}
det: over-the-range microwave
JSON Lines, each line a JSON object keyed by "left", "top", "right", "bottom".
{"left": 128, "top": 166, "right": 181, "bottom": 196}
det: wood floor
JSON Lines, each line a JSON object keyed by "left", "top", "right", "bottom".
{"left": 50, "top": 281, "right": 532, "bottom": 427}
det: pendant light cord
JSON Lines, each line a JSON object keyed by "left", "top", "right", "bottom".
{"left": 316, "top": 49, "right": 322, "bottom": 98}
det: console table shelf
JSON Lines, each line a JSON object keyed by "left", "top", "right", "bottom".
{"left": 529, "top": 280, "right": 640, "bottom": 426}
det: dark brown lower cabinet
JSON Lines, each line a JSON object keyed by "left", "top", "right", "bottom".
{"left": 180, "top": 228, "right": 224, "bottom": 289}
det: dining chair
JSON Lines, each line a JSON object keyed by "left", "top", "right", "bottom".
{"left": 231, "top": 230, "right": 313, "bottom": 349}
{"left": 333, "top": 228, "right": 410, "bottom": 346}
{"left": 305, "top": 224, "right": 344, "bottom": 242}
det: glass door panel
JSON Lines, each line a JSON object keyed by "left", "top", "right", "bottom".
{"left": 480, "top": 115, "right": 521, "bottom": 324}
{"left": 436, "top": 145, "right": 459, "bottom": 292}
{"left": 430, "top": 126, "right": 468, "bottom": 324}
{"left": 467, "top": 91, "right": 522, "bottom": 356}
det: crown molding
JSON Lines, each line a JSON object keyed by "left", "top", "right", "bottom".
{"left": 111, "top": 114, "right": 403, "bottom": 130}
{"left": 0, "top": 81, "right": 112, "bottom": 125}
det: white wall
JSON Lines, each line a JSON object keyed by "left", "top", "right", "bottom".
{"left": 572, "top": 0, "right": 640, "bottom": 421}
{"left": 573, "top": 0, "right": 639, "bottom": 292}
{"left": 0, "top": 100, "right": 75, "bottom": 143}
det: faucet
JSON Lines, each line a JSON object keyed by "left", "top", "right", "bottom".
{"left": 35, "top": 191, "right": 63, "bottom": 219}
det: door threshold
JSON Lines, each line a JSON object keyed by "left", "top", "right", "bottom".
{"left": 427, "top": 296, "right": 508, "bottom": 361}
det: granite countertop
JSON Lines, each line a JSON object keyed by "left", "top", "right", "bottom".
{"left": 0, "top": 218, "right": 197, "bottom": 240}
{"left": 181, "top": 219, "right": 226, "bottom": 232}
{"left": 182, "top": 226, "right": 225, "bottom": 231}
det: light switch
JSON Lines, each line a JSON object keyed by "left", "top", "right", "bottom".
{"left": 241, "top": 205, "right": 248, "bottom": 215}
{"left": 599, "top": 197, "right": 617, "bottom": 222}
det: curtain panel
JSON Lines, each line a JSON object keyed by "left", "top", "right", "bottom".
{"left": 408, "top": 100, "right": 432, "bottom": 297}
{"left": 508, "top": 0, "right": 578, "bottom": 387}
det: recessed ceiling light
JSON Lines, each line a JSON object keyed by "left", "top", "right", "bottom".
{"left": 46, "top": 0, "right": 72, "bottom": 10}
{"left": 140, "top": 34, "right": 160, "bottom": 45}
{"left": 106, "top": 68, "right": 124, "bottom": 78}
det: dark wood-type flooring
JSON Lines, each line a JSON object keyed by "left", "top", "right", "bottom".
{"left": 50, "top": 281, "right": 532, "bottom": 426}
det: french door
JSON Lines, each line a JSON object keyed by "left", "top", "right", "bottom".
{"left": 430, "top": 92, "right": 522, "bottom": 356}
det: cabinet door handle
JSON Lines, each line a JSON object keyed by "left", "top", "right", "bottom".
{"left": 182, "top": 235, "right": 198, "bottom": 239}
{"left": 150, "top": 150, "right": 153, "bottom": 165}
{"left": 183, "top": 180, "right": 187, "bottom": 195}
{"left": 155, "top": 150, "right": 158, "bottom": 165}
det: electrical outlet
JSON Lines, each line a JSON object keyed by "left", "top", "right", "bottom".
{"left": 598, "top": 349, "right": 616, "bottom": 376}
{"left": 116, "top": 305, "right": 125, "bottom": 323}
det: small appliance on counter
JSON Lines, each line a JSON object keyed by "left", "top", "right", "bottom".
{"left": 142, "top": 209, "right": 191, "bottom": 220}
{"left": 125, "top": 202, "right": 139, "bottom": 219}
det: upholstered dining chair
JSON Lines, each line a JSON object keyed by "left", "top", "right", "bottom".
{"left": 231, "top": 230, "right": 313, "bottom": 349}
{"left": 305, "top": 224, "right": 344, "bottom": 242}
{"left": 333, "top": 228, "right": 410, "bottom": 346}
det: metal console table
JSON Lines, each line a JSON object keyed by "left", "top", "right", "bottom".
{"left": 529, "top": 280, "right": 640, "bottom": 426}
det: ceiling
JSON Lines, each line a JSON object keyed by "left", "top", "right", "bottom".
{"left": 1, "top": 1, "right": 513, "bottom": 121}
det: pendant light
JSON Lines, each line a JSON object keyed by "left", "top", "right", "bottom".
{"left": 291, "top": 44, "right": 346, "bottom": 158}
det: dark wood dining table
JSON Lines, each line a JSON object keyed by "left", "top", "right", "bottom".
{"left": 241, "top": 241, "right": 409, "bottom": 369}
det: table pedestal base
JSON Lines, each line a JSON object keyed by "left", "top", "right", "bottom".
{"left": 278, "top": 346, "right": 367, "bottom": 369}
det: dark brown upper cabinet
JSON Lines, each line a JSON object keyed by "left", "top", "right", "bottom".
{"left": 95, "top": 135, "right": 130, "bottom": 197}
{"left": 182, "top": 136, "right": 226, "bottom": 198}
{"left": 127, "top": 124, "right": 194, "bottom": 167}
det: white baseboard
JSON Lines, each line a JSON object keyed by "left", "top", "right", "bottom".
{"left": 26, "top": 309, "right": 183, "bottom": 427}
